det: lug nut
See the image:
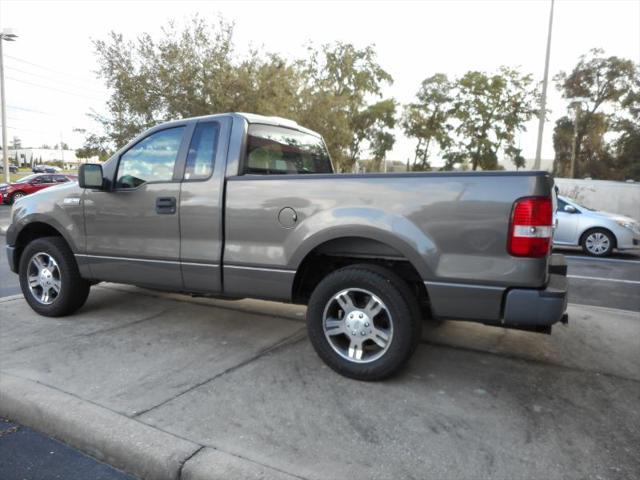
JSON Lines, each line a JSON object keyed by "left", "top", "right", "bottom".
{"left": 352, "top": 331, "right": 356, "bottom": 336}
{"left": 361, "top": 331, "right": 366, "bottom": 336}
{"left": 359, "top": 313, "right": 363, "bottom": 318}
{"left": 364, "top": 322, "right": 369, "bottom": 327}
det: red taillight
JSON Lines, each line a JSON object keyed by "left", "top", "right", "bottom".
{"left": 508, "top": 197, "right": 553, "bottom": 257}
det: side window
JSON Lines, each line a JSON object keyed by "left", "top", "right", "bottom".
{"left": 557, "top": 198, "right": 567, "bottom": 211}
{"left": 116, "top": 127, "right": 185, "bottom": 189}
{"left": 245, "top": 124, "right": 333, "bottom": 175}
{"left": 54, "top": 175, "right": 69, "bottom": 183}
{"left": 37, "top": 175, "right": 52, "bottom": 184}
{"left": 184, "top": 122, "right": 219, "bottom": 180}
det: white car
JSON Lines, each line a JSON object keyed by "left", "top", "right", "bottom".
{"left": 554, "top": 196, "right": 640, "bottom": 256}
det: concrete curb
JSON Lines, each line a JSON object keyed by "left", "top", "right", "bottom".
{"left": 182, "top": 448, "right": 300, "bottom": 480}
{"left": 0, "top": 372, "right": 304, "bottom": 480}
{"left": 0, "top": 372, "right": 200, "bottom": 480}
{"left": 0, "top": 294, "right": 23, "bottom": 303}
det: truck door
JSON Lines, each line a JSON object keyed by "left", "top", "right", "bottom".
{"left": 82, "top": 125, "right": 189, "bottom": 289}
{"left": 178, "top": 118, "right": 231, "bottom": 293}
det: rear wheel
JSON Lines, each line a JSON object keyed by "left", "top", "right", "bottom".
{"left": 307, "top": 264, "right": 421, "bottom": 381}
{"left": 19, "top": 236, "right": 91, "bottom": 317}
{"left": 581, "top": 228, "right": 614, "bottom": 257}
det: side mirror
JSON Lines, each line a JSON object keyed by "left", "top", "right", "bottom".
{"left": 563, "top": 205, "right": 577, "bottom": 214}
{"left": 79, "top": 164, "right": 104, "bottom": 190}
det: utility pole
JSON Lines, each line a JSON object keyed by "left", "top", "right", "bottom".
{"left": 533, "top": 0, "right": 555, "bottom": 170}
{"left": 1, "top": 29, "right": 18, "bottom": 183}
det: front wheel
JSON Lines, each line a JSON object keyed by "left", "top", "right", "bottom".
{"left": 307, "top": 265, "right": 421, "bottom": 381}
{"left": 10, "top": 191, "right": 25, "bottom": 204}
{"left": 581, "top": 228, "right": 614, "bottom": 257}
{"left": 19, "top": 236, "right": 91, "bottom": 317}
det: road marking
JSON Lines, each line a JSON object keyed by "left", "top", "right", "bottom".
{"left": 567, "top": 274, "right": 640, "bottom": 285}
{"left": 564, "top": 255, "right": 640, "bottom": 264}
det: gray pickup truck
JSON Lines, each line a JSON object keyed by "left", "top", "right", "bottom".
{"left": 6, "top": 113, "right": 568, "bottom": 380}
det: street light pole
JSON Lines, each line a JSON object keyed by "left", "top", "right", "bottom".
{"left": 533, "top": 0, "right": 555, "bottom": 170}
{"left": 1, "top": 29, "right": 18, "bottom": 184}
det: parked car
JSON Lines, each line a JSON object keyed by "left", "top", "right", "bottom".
{"left": 554, "top": 195, "right": 640, "bottom": 256}
{"left": 5, "top": 113, "right": 568, "bottom": 380}
{"left": 1, "top": 173, "right": 77, "bottom": 205}
{"left": 32, "top": 165, "right": 60, "bottom": 173}
{"left": 0, "top": 165, "right": 19, "bottom": 174}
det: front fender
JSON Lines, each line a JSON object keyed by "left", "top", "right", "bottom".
{"left": 8, "top": 184, "right": 84, "bottom": 253}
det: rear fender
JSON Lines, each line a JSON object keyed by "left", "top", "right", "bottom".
{"left": 287, "top": 207, "right": 437, "bottom": 279}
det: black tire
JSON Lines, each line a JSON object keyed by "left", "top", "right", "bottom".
{"left": 580, "top": 228, "right": 615, "bottom": 257}
{"left": 10, "top": 191, "right": 26, "bottom": 204}
{"left": 307, "top": 264, "right": 422, "bottom": 381}
{"left": 19, "top": 236, "right": 91, "bottom": 317}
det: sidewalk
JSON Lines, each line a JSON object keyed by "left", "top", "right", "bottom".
{"left": 1, "top": 284, "right": 639, "bottom": 479}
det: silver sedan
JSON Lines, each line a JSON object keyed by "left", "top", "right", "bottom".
{"left": 554, "top": 195, "right": 640, "bottom": 256}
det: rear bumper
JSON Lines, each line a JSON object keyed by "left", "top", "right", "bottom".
{"left": 502, "top": 254, "right": 568, "bottom": 329}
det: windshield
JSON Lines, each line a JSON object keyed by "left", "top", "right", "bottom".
{"left": 15, "top": 174, "right": 39, "bottom": 184}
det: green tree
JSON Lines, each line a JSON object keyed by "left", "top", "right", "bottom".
{"left": 297, "top": 42, "right": 395, "bottom": 172}
{"left": 86, "top": 18, "right": 395, "bottom": 173}
{"left": 553, "top": 48, "right": 638, "bottom": 178}
{"left": 90, "top": 16, "right": 302, "bottom": 150}
{"left": 401, "top": 74, "right": 453, "bottom": 171}
{"left": 353, "top": 99, "right": 396, "bottom": 172}
{"left": 449, "top": 67, "right": 538, "bottom": 170}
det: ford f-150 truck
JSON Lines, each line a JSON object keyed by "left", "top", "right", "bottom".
{"left": 5, "top": 113, "right": 568, "bottom": 380}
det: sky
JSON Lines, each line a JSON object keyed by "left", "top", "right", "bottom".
{"left": 0, "top": 0, "right": 638, "bottom": 169}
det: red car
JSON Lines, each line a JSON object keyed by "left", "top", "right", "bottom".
{"left": 1, "top": 173, "right": 77, "bottom": 205}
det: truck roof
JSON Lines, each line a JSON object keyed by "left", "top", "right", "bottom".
{"left": 155, "top": 112, "right": 322, "bottom": 138}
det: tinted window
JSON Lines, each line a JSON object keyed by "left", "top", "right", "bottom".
{"left": 184, "top": 122, "right": 219, "bottom": 180}
{"left": 116, "top": 127, "right": 185, "bottom": 188}
{"left": 35, "top": 175, "right": 52, "bottom": 184}
{"left": 54, "top": 175, "right": 70, "bottom": 183}
{"left": 245, "top": 124, "right": 332, "bottom": 175}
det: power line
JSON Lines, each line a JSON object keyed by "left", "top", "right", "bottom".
{"left": 5, "top": 64, "right": 106, "bottom": 95}
{"left": 4, "top": 54, "right": 99, "bottom": 84}
{"left": 0, "top": 124, "right": 53, "bottom": 134}
{"left": 5, "top": 76, "right": 105, "bottom": 102}
{"left": 7, "top": 105, "right": 57, "bottom": 116}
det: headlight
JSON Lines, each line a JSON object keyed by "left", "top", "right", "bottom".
{"left": 617, "top": 220, "right": 640, "bottom": 233}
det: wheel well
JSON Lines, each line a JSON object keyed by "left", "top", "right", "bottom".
{"left": 579, "top": 227, "right": 617, "bottom": 248}
{"left": 14, "top": 222, "right": 66, "bottom": 266}
{"left": 292, "top": 237, "right": 430, "bottom": 315}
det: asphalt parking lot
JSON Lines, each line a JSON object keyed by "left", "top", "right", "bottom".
{"left": 0, "top": 203, "right": 639, "bottom": 479}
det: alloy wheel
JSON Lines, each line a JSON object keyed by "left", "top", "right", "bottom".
{"left": 322, "top": 288, "right": 393, "bottom": 363}
{"left": 27, "top": 252, "right": 62, "bottom": 305}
